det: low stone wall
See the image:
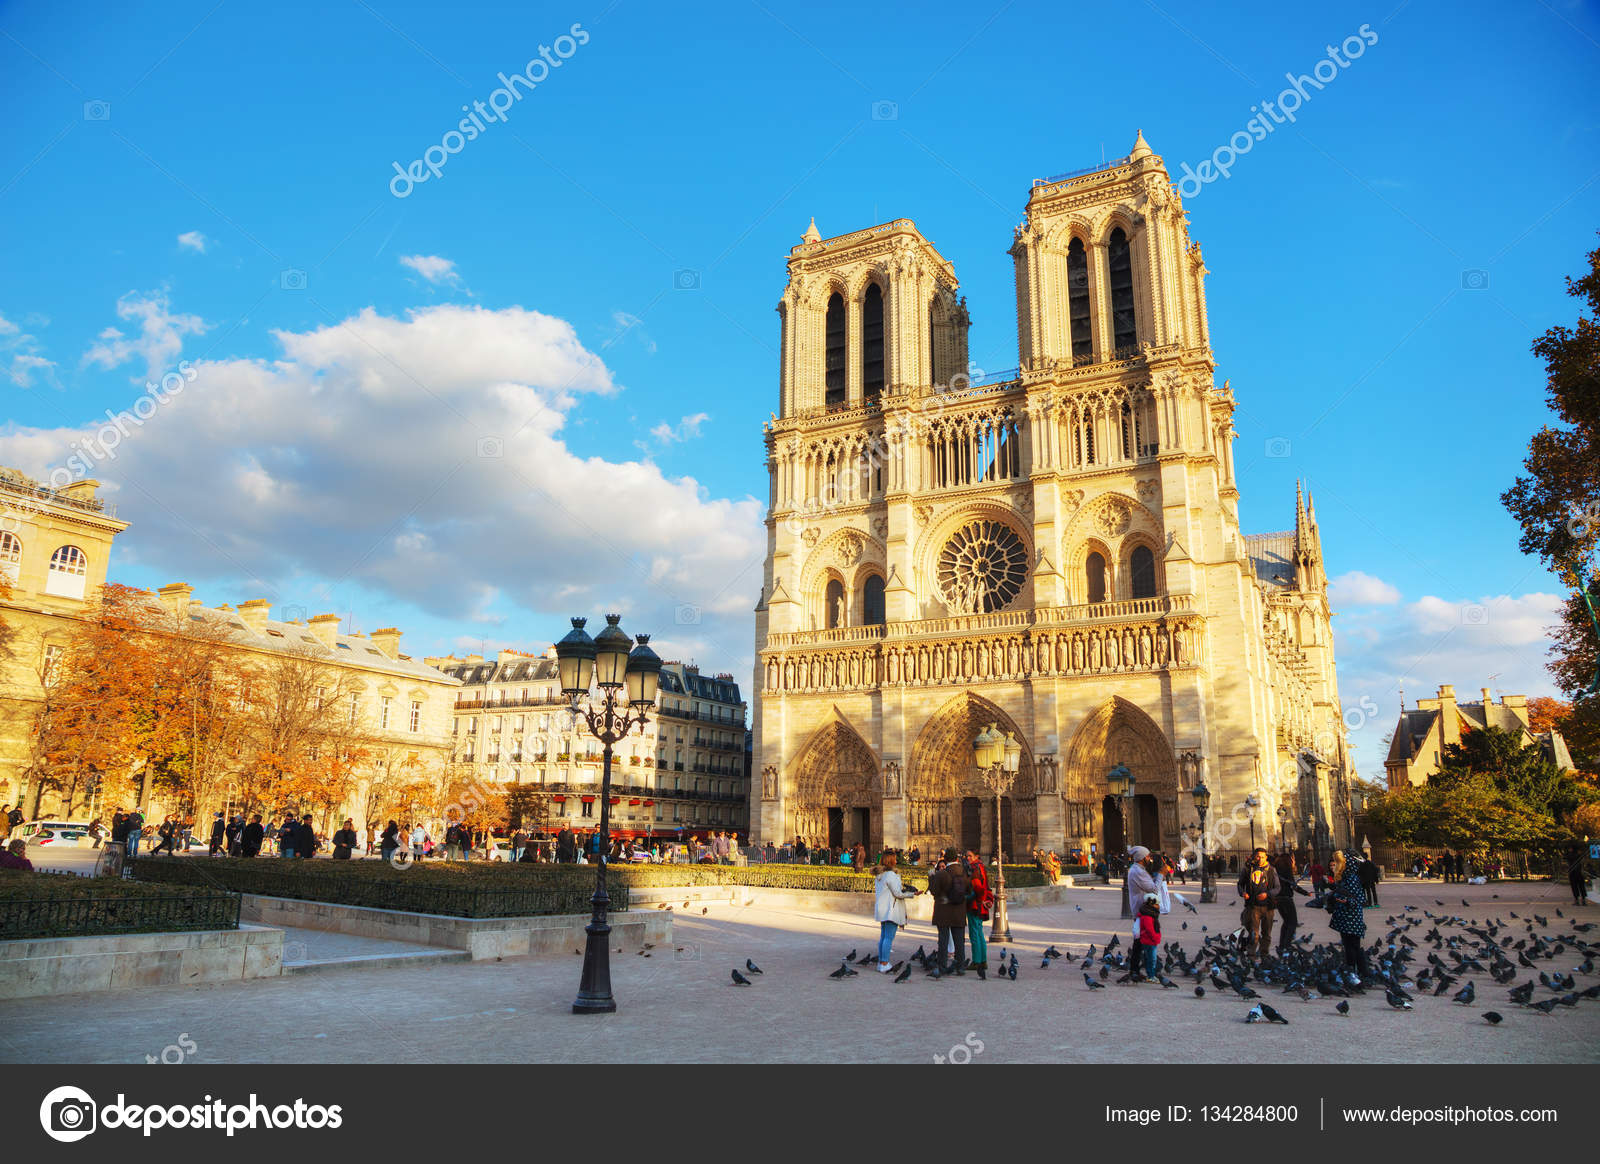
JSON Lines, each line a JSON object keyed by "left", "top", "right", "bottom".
{"left": 240, "top": 895, "right": 673, "bottom": 960}
{"left": 0, "top": 925, "right": 282, "bottom": 1000}
{"left": 628, "top": 881, "right": 1075, "bottom": 920}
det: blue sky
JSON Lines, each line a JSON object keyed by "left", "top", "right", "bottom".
{"left": 2, "top": 0, "right": 1597, "bottom": 779}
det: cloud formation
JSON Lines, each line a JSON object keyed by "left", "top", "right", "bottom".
{"left": 0, "top": 312, "right": 54, "bottom": 387}
{"left": 399, "top": 254, "right": 462, "bottom": 286}
{"left": 82, "top": 290, "right": 207, "bottom": 382}
{"left": 651, "top": 412, "right": 710, "bottom": 444}
{"left": 2, "top": 300, "right": 765, "bottom": 667}
{"left": 177, "top": 231, "right": 208, "bottom": 253}
{"left": 1329, "top": 569, "right": 1401, "bottom": 607}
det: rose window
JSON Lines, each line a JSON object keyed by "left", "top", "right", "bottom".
{"left": 936, "top": 519, "right": 1028, "bottom": 613}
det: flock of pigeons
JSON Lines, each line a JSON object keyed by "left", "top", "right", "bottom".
{"left": 722, "top": 892, "right": 1598, "bottom": 1030}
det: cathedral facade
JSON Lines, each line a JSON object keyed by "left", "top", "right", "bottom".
{"left": 751, "top": 134, "right": 1353, "bottom": 864}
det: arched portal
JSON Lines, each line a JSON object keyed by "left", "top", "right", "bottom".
{"left": 1063, "top": 697, "right": 1178, "bottom": 857}
{"left": 785, "top": 718, "right": 880, "bottom": 851}
{"left": 907, "top": 692, "right": 1036, "bottom": 858}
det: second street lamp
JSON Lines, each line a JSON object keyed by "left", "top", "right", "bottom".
{"left": 556, "top": 614, "right": 661, "bottom": 1016}
{"left": 1191, "top": 779, "right": 1215, "bottom": 903}
{"left": 1276, "top": 803, "right": 1290, "bottom": 853}
{"left": 973, "top": 723, "right": 1020, "bottom": 944}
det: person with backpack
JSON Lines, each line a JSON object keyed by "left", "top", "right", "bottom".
{"left": 1357, "top": 852, "right": 1380, "bottom": 906}
{"left": 964, "top": 848, "right": 993, "bottom": 980}
{"left": 927, "top": 847, "right": 971, "bottom": 978}
{"left": 124, "top": 808, "right": 145, "bottom": 857}
{"left": 1236, "top": 848, "right": 1279, "bottom": 961}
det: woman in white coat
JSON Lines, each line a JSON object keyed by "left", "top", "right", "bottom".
{"left": 874, "top": 852, "right": 921, "bottom": 973}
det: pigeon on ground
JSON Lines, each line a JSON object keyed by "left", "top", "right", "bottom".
{"left": 1075, "top": 905, "right": 1083, "bottom": 912}
{"left": 829, "top": 960, "right": 856, "bottom": 979}
{"left": 893, "top": 962, "right": 912, "bottom": 983}
{"left": 911, "top": 945, "right": 927, "bottom": 965}
{"left": 1508, "top": 981, "right": 1536, "bottom": 1004}
{"left": 846, "top": 949, "right": 857, "bottom": 961}
{"left": 1529, "top": 998, "right": 1559, "bottom": 1014}
{"left": 1044, "top": 946, "right": 1063, "bottom": 959}
{"left": 1159, "top": 976, "right": 1178, "bottom": 989}
{"left": 1008, "top": 960, "right": 1018, "bottom": 981}
{"left": 1040, "top": 957, "right": 1051, "bottom": 969}
{"left": 1257, "top": 1002, "right": 1289, "bottom": 1024}
{"left": 856, "top": 952, "right": 877, "bottom": 965}
{"left": 1483, "top": 1011, "right": 1504, "bottom": 1025}
{"left": 745, "top": 959, "right": 762, "bottom": 974}
{"left": 1385, "top": 989, "right": 1413, "bottom": 1010}
{"left": 1454, "top": 981, "right": 1475, "bottom": 1004}
{"left": 1335, "top": 1000, "right": 1350, "bottom": 1016}
{"left": 1085, "top": 974, "right": 1106, "bottom": 990}
{"left": 731, "top": 968, "right": 751, "bottom": 986}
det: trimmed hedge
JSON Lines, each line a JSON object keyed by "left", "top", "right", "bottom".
{"left": 0, "top": 870, "right": 239, "bottom": 939}
{"left": 129, "top": 858, "right": 617, "bottom": 919}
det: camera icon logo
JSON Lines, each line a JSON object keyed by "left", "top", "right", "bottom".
{"left": 280, "top": 269, "right": 308, "bottom": 291}
{"left": 871, "top": 99, "right": 899, "bottom": 121}
{"left": 39, "top": 1085, "right": 97, "bottom": 1143}
{"left": 83, "top": 100, "right": 111, "bottom": 121}
{"left": 1264, "top": 436, "right": 1292, "bottom": 458}
{"left": 477, "top": 436, "right": 504, "bottom": 459}
{"left": 673, "top": 269, "right": 701, "bottom": 291}
{"left": 1461, "top": 603, "right": 1489, "bottom": 626}
{"left": 673, "top": 943, "right": 700, "bottom": 960}
{"left": 280, "top": 603, "right": 307, "bottom": 623}
{"left": 675, "top": 603, "right": 701, "bottom": 626}
{"left": 1461, "top": 269, "right": 1489, "bottom": 291}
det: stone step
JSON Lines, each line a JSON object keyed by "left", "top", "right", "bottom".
{"left": 284, "top": 948, "right": 469, "bottom": 976}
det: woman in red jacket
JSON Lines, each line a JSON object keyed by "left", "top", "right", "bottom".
{"left": 964, "top": 849, "right": 993, "bottom": 980}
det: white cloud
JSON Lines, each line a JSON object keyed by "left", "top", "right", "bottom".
{"left": 399, "top": 254, "right": 461, "bottom": 286}
{"left": 177, "top": 231, "right": 208, "bottom": 253}
{"left": 81, "top": 290, "right": 207, "bottom": 382}
{"left": 1, "top": 300, "right": 764, "bottom": 671}
{"left": 651, "top": 412, "right": 710, "bottom": 444}
{"left": 606, "top": 311, "right": 656, "bottom": 354}
{"left": 1329, "top": 569, "right": 1400, "bottom": 607}
{"left": 0, "top": 309, "right": 55, "bottom": 388}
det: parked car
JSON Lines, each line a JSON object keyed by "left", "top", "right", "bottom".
{"left": 6, "top": 819, "right": 98, "bottom": 873}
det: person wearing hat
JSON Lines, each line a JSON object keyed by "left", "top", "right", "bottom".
{"left": 927, "top": 846, "right": 971, "bottom": 977}
{"left": 1123, "top": 845, "right": 1158, "bottom": 924}
{"left": 208, "top": 811, "right": 226, "bottom": 856}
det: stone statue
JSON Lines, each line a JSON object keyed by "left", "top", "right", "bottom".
{"left": 833, "top": 596, "right": 845, "bottom": 627}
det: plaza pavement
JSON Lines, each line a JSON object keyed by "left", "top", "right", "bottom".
{"left": 3, "top": 876, "right": 1595, "bottom": 1064}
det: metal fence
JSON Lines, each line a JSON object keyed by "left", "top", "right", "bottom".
{"left": 0, "top": 891, "right": 240, "bottom": 940}
{"left": 128, "top": 861, "right": 625, "bottom": 918}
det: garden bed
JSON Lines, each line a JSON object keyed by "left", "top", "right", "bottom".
{"left": 0, "top": 870, "right": 240, "bottom": 939}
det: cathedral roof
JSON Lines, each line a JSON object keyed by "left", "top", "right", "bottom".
{"left": 1243, "top": 531, "right": 1297, "bottom": 588}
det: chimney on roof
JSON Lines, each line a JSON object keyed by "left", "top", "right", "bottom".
{"left": 1481, "top": 687, "right": 1492, "bottom": 706}
{"left": 371, "top": 627, "right": 403, "bottom": 659}
{"left": 157, "top": 583, "right": 193, "bottom": 619}
{"left": 1437, "top": 685, "right": 1460, "bottom": 748}
{"left": 57, "top": 479, "right": 100, "bottom": 503}
{"left": 308, "top": 613, "right": 342, "bottom": 648}
{"left": 237, "top": 599, "right": 272, "bottom": 635}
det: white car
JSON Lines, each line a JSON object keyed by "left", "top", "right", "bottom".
{"left": 6, "top": 819, "right": 99, "bottom": 874}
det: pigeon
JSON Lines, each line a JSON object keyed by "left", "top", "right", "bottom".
{"left": 1257, "top": 1002, "right": 1289, "bottom": 1024}
{"left": 910, "top": 945, "right": 927, "bottom": 965}
{"left": 1509, "top": 981, "right": 1536, "bottom": 1004}
{"left": 1044, "top": 946, "right": 1063, "bottom": 959}
{"left": 1529, "top": 998, "right": 1559, "bottom": 1014}
{"left": 1008, "top": 960, "right": 1018, "bottom": 981}
{"left": 731, "top": 968, "right": 751, "bottom": 986}
{"left": 1181, "top": 898, "right": 1198, "bottom": 914}
{"left": 1085, "top": 974, "right": 1106, "bottom": 990}
{"left": 856, "top": 952, "right": 877, "bottom": 966}
{"left": 893, "top": 962, "right": 912, "bottom": 983}
{"left": 846, "top": 949, "right": 857, "bottom": 962}
{"left": 1159, "top": 976, "right": 1178, "bottom": 989}
{"left": 1335, "top": 1000, "right": 1350, "bottom": 1016}
{"left": 745, "top": 959, "right": 762, "bottom": 975}
{"left": 829, "top": 961, "right": 855, "bottom": 980}
{"left": 1454, "top": 981, "right": 1475, "bottom": 1005}
{"left": 1385, "top": 989, "right": 1413, "bottom": 1010}
{"left": 1075, "top": 905, "right": 1083, "bottom": 912}
{"left": 1194, "top": 986, "right": 1205, "bottom": 998}
{"left": 1483, "top": 1011, "right": 1504, "bottom": 1025}
{"left": 1041, "top": 957, "right": 1052, "bottom": 969}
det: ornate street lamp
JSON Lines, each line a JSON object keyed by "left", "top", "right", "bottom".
{"left": 556, "top": 615, "right": 661, "bottom": 1015}
{"left": 1276, "top": 803, "right": 1290, "bottom": 852}
{"left": 1191, "top": 780, "right": 1215, "bottom": 903}
{"left": 973, "top": 723, "right": 1020, "bottom": 943}
{"left": 1245, "top": 793, "right": 1259, "bottom": 855}
{"left": 1306, "top": 812, "right": 1317, "bottom": 866}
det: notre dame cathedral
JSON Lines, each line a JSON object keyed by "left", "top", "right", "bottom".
{"left": 751, "top": 133, "right": 1353, "bottom": 864}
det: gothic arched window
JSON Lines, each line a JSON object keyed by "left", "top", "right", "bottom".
{"left": 1067, "top": 237, "right": 1092, "bottom": 360}
{"left": 862, "top": 282, "right": 884, "bottom": 402}
{"left": 1108, "top": 227, "right": 1136, "bottom": 352}
{"left": 1130, "top": 545, "right": 1156, "bottom": 599}
{"left": 862, "top": 574, "right": 886, "bottom": 626}
{"left": 825, "top": 293, "right": 846, "bottom": 408}
{"left": 1086, "top": 552, "right": 1107, "bottom": 604}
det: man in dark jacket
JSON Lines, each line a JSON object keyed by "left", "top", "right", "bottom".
{"left": 226, "top": 814, "right": 244, "bottom": 856}
{"left": 297, "top": 815, "right": 317, "bottom": 858}
{"left": 1272, "top": 852, "right": 1309, "bottom": 953}
{"left": 1236, "top": 848, "right": 1280, "bottom": 960}
{"left": 928, "top": 847, "right": 971, "bottom": 977}
{"left": 241, "top": 815, "right": 264, "bottom": 857}
{"left": 556, "top": 826, "right": 575, "bottom": 863}
{"left": 209, "top": 812, "right": 226, "bottom": 856}
{"left": 1357, "top": 854, "right": 1380, "bottom": 906}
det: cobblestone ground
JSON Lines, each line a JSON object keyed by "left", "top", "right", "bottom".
{"left": 4, "top": 877, "right": 1595, "bottom": 1064}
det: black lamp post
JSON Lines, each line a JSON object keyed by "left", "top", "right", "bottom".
{"left": 1306, "top": 812, "right": 1317, "bottom": 867}
{"left": 1245, "top": 793, "right": 1259, "bottom": 856}
{"left": 1191, "top": 780, "right": 1215, "bottom": 902}
{"left": 555, "top": 614, "right": 661, "bottom": 1015}
{"left": 1108, "top": 762, "right": 1135, "bottom": 918}
{"left": 973, "top": 723, "right": 1021, "bottom": 943}
{"left": 1276, "top": 803, "right": 1290, "bottom": 854}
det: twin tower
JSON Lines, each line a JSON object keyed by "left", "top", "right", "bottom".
{"left": 752, "top": 134, "right": 1350, "bottom": 866}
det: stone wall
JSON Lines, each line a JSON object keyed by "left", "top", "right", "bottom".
{"left": 0, "top": 924, "right": 282, "bottom": 999}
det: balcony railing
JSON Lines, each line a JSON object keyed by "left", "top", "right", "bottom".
{"left": 453, "top": 696, "right": 569, "bottom": 712}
